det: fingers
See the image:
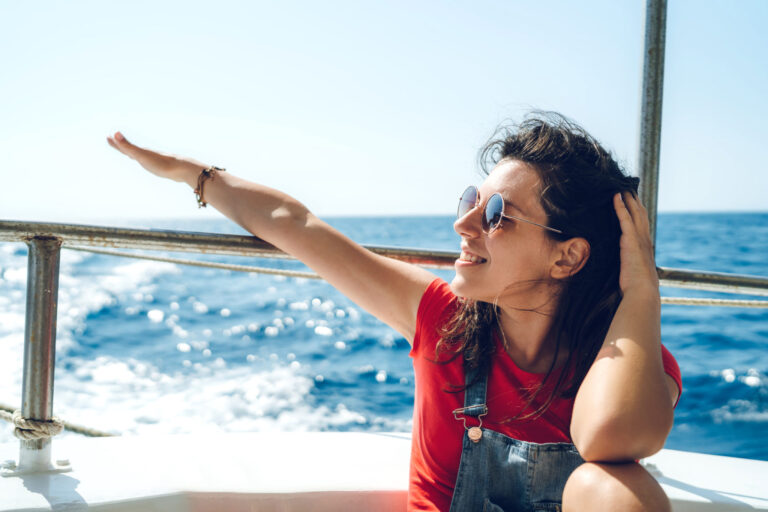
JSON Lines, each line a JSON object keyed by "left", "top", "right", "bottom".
{"left": 622, "top": 191, "right": 646, "bottom": 219}
{"left": 615, "top": 192, "right": 651, "bottom": 232}
{"left": 106, "top": 131, "right": 137, "bottom": 158}
{"left": 614, "top": 193, "right": 645, "bottom": 245}
{"left": 613, "top": 192, "right": 633, "bottom": 227}
{"left": 628, "top": 192, "right": 653, "bottom": 238}
{"left": 616, "top": 192, "right": 657, "bottom": 264}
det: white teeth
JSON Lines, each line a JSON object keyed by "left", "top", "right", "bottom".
{"left": 460, "top": 251, "right": 487, "bottom": 264}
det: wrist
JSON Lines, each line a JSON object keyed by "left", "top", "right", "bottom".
{"left": 193, "top": 166, "right": 226, "bottom": 208}
{"left": 178, "top": 161, "right": 207, "bottom": 187}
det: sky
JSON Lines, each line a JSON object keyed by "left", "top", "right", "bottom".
{"left": 1, "top": 0, "right": 766, "bottom": 223}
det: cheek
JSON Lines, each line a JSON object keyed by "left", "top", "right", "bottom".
{"left": 487, "top": 239, "right": 553, "bottom": 280}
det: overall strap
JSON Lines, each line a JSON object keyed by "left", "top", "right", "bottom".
{"left": 452, "top": 362, "right": 489, "bottom": 423}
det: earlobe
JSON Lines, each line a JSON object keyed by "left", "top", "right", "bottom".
{"left": 550, "top": 238, "right": 590, "bottom": 279}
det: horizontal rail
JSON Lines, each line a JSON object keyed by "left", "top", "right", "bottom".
{"left": 659, "top": 297, "right": 768, "bottom": 308}
{"left": 0, "top": 220, "right": 457, "bottom": 268}
{"left": 659, "top": 268, "right": 768, "bottom": 297}
{"left": 68, "top": 246, "right": 323, "bottom": 280}
{"left": 3, "top": 220, "right": 768, "bottom": 296}
{"left": 66, "top": 247, "right": 768, "bottom": 308}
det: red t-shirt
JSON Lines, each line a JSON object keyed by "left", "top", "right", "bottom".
{"left": 407, "top": 278, "right": 682, "bottom": 511}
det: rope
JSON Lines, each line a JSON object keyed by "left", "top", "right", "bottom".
{"left": 67, "top": 246, "right": 321, "bottom": 280}
{"left": 69, "top": 246, "right": 768, "bottom": 308}
{"left": 0, "top": 408, "right": 63, "bottom": 440}
{"left": 0, "top": 403, "right": 115, "bottom": 438}
{"left": 660, "top": 297, "right": 768, "bottom": 308}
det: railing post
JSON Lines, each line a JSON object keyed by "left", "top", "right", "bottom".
{"left": 638, "top": 0, "right": 667, "bottom": 247}
{"left": 17, "top": 236, "right": 63, "bottom": 472}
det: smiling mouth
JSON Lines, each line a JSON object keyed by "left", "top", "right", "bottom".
{"left": 458, "top": 251, "right": 487, "bottom": 264}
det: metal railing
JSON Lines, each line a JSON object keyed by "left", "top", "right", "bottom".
{"left": 638, "top": 0, "right": 667, "bottom": 244}
{"left": 3, "top": 220, "right": 768, "bottom": 295}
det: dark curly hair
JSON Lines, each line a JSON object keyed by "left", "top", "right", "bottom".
{"left": 437, "top": 111, "right": 639, "bottom": 421}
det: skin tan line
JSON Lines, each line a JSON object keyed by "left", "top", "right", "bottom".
{"left": 107, "top": 131, "right": 680, "bottom": 511}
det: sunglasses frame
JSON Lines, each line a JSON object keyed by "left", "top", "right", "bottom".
{"left": 457, "top": 185, "right": 565, "bottom": 235}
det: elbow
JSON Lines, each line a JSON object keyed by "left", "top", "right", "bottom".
{"left": 572, "top": 408, "right": 674, "bottom": 462}
{"left": 271, "top": 199, "right": 310, "bottom": 225}
{"left": 262, "top": 200, "right": 311, "bottom": 236}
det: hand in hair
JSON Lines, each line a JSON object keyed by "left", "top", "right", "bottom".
{"left": 613, "top": 192, "right": 660, "bottom": 297}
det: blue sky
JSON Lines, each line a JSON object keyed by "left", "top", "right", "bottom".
{"left": 1, "top": 0, "right": 766, "bottom": 222}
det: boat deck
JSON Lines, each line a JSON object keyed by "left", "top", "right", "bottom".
{"left": 1, "top": 432, "right": 767, "bottom": 511}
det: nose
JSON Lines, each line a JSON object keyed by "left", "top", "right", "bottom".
{"left": 454, "top": 204, "right": 483, "bottom": 239}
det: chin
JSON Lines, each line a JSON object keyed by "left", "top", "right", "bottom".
{"left": 449, "top": 276, "right": 466, "bottom": 297}
{"left": 449, "top": 276, "right": 486, "bottom": 302}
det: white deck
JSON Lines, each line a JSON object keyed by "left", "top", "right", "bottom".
{"left": 1, "top": 432, "right": 766, "bottom": 511}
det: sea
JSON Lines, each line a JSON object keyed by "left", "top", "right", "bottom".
{"left": 0, "top": 213, "right": 766, "bottom": 461}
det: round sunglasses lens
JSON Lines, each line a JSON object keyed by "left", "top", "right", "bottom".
{"left": 484, "top": 194, "right": 504, "bottom": 231}
{"left": 457, "top": 187, "right": 477, "bottom": 218}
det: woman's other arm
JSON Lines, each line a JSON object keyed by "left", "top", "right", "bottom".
{"left": 107, "top": 132, "right": 435, "bottom": 343}
{"left": 570, "top": 192, "right": 679, "bottom": 462}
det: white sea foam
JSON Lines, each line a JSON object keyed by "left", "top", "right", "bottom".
{"left": 711, "top": 399, "right": 768, "bottom": 423}
{"left": 290, "top": 301, "right": 309, "bottom": 311}
{"left": 147, "top": 309, "right": 165, "bottom": 323}
{"left": 0, "top": 255, "right": 183, "bottom": 443}
{"left": 4, "top": 240, "right": 417, "bottom": 447}
{"left": 712, "top": 368, "right": 764, "bottom": 388}
{"left": 741, "top": 368, "right": 762, "bottom": 387}
{"left": 0, "top": 356, "right": 411, "bottom": 444}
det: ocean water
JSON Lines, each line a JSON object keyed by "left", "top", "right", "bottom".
{"left": 0, "top": 213, "right": 766, "bottom": 460}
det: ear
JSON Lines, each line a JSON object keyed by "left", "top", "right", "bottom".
{"left": 550, "top": 238, "right": 590, "bottom": 280}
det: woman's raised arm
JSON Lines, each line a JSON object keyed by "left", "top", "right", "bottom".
{"left": 570, "top": 192, "right": 678, "bottom": 462}
{"left": 107, "top": 132, "right": 436, "bottom": 344}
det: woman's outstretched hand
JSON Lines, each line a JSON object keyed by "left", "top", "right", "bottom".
{"left": 613, "top": 192, "right": 660, "bottom": 297}
{"left": 106, "top": 132, "right": 206, "bottom": 185}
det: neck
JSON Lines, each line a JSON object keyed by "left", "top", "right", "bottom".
{"left": 496, "top": 301, "right": 566, "bottom": 374}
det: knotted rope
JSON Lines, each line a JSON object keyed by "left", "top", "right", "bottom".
{"left": 0, "top": 404, "right": 115, "bottom": 438}
{"left": 0, "top": 409, "right": 63, "bottom": 440}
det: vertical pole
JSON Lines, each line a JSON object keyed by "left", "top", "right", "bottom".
{"left": 638, "top": 0, "right": 667, "bottom": 247}
{"left": 18, "top": 236, "right": 62, "bottom": 471}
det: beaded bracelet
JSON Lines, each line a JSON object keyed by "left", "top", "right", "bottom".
{"left": 194, "top": 166, "right": 226, "bottom": 208}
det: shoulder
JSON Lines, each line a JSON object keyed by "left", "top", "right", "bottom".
{"left": 411, "top": 278, "right": 459, "bottom": 357}
{"left": 417, "top": 278, "right": 457, "bottom": 320}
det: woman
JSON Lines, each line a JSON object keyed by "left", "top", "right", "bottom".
{"left": 108, "top": 112, "right": 681, "bottom": 511}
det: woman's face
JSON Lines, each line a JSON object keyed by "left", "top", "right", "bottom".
{"left": 451, "top": 159, "right": 560, "bottom": 307}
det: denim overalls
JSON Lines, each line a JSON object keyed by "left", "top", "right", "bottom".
{"left": 448, "top": 363, "right": 585, "bottom": 512}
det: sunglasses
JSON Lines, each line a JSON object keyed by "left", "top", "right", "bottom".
{"left": 457, "top": 185, "right": 564, "bottom": 235}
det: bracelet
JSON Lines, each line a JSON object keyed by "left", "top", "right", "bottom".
{"left": 194, "top": 166, "right": 226, "bottom": 208}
